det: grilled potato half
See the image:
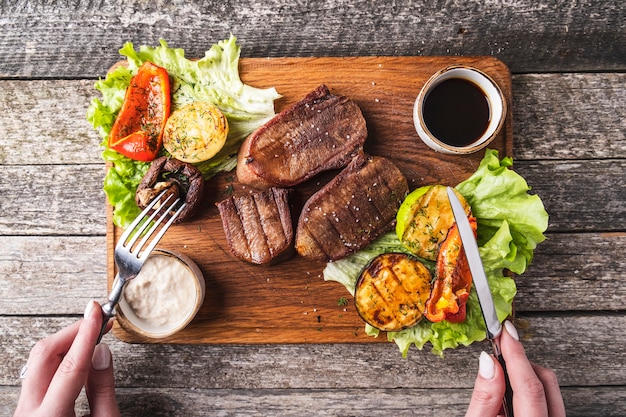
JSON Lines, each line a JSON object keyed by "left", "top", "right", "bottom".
{"left": 355, "top": 253, "right": 432, "bottom": 332}
{"left": 163, "top": 101, "right": 229, "bottom": 163}
{"left": 396, "top": 185, "right": 471, "bottom": 260}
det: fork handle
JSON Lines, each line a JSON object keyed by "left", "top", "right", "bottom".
{"left": 96, "top": 274, "right": 125, "bottom": 344}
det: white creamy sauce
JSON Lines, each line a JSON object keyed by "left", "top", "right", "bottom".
{"left": 124, "top": 254, "right": 196, "bottom": 327}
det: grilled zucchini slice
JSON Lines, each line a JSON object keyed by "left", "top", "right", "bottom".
{"left": 355, "top": 253, "right": 432, "bottom": 332}
{"left": 396, "top": 185, "right": 471, "bottom": 260}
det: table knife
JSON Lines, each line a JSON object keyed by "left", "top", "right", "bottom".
{"left": 446, "top": 186, "right": 514, "bottom": 417}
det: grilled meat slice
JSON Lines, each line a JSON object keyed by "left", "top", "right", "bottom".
{"left": 236, "top": 84, "right": 367, "bottom": 189}
{"left": 295, "top": 154, "right": 409, "bottom": 261}
{"left": 216, "top": 187, "right": 294, "bottom": 265}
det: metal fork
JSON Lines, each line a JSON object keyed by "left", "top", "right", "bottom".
{"left": 97, "top": 190, "right": 187, "bottom": 343}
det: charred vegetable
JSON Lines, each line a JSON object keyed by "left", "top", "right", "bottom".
{"left": 109, "top": 62, "right": 171, "bottom": 161}
{"left": 396, "top": 184, "right": 475, "bottom": 323}
{"left": 425, "top": 218, "right": 476, "bottom": 323}
{"left": 396, "top": 185, "right": 470, "bottom": 260}
{"left": 135, "top": 156, "right": 204, "bottom": 223}
{"left": 163, "top": 101, "right": 229, "bottom": 163}
{"left": 355, "top": 253, "right": 432, "bottom": 332}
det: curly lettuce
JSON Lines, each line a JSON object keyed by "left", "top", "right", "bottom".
{"left": 323, "top": 149, "right": 548, "bottom": 356}
{"left": 87, "top": 35, "right": 281, "bottom": 228}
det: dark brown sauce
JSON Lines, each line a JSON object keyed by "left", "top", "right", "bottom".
{"left": 423, "top": 78, "right": 490, "bottom": 147}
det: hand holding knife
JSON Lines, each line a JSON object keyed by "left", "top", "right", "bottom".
{"left": 446, "top": 187, "right": 514, "bottom": 417}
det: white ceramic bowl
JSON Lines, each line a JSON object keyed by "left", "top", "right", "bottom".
{"left": 414, "top": 65, "right": 507, "bottom": 154}
{"left": 116, "top": 249, "right": 205, "bottom": 339}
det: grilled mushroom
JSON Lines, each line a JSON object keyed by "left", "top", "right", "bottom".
{"left": 135, "top": 156, "right": 204, "bottom": 223}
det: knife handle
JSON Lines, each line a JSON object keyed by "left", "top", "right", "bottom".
{"left": 492, "top": 338, "right": 514, "bottom": 417}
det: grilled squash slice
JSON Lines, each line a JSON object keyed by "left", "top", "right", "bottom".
{"left": 396, "top": 185, "right": 471, "bottom": 260}
{"left": 355, "top": 253, "right": 432, "bottom": 332}
{"left": 163, "top": 101, "right": 229, "bottom": 163}
{"left": 425, "top": 218, "right": 476, "bottom": 323}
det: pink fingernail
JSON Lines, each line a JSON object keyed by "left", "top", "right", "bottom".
{"left": 478, "top": 351, "right": 495, "bottom": 379}
{"left": 92, "top": 343, "right": 112, "bottom": 371}
{"left": 84, "top": 300, "right": 96, "bottom": 319}
{"left": 504, "top": 320, "right": 520, "bottom": 341}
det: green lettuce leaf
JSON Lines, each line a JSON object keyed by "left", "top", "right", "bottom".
{"left": 87, "top": 35, "right": 281, "bottom": 229}
{"left": 323, "top": 149, "right": 548, "bottom": 356}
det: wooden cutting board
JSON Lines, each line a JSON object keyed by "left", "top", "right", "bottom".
{"left": 106, "top": 56, "right": 512, "bottom": 344}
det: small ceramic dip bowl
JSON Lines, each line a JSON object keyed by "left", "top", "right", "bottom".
{"left": 414, "top": 65, "right": 507, "bottom": 155}
{"left": 116, "top": 249, "right": 205, "bottom": 339}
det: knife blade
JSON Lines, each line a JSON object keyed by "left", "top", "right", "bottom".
{"left": 446, "top": 186, "right": 514, "bottom": 417}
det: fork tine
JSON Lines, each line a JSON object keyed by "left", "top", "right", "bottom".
{"left": 118, "top": 189, "right": 169, "bottom": 245}
{"left": 131, "top": 195, "right": 181, "bottom": 256}
{"left": 138, "top": 201, "right": 188, "bottom": 261}
{"left": 125, "top": 192, "right": 176, "bottom": 250}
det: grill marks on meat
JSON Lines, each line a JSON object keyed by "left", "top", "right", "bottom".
{"left": 216, "top": 188, "right": 294, "bottom": 265}
{"left": 236, "top": 84, "right": 367, "bottom": 189}
{"left": 296, "top": 154, "right": 409, "bottom": 261}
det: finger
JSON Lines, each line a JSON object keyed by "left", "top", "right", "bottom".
{"left": 500, "top": 320, "right": 549, "bottom": 417}
{"left": 103, "top": 316, "right": 114, "bottom": 335}
{"left": 86, "top": 343, "right": 121, "bottom": 417}
{"left": 18, "top": 320, "right": 82, "bottom": 407}
{"left": 465, "top": 351, "right": 506, "bottom": 417}
{"left": 42, "top": 300, "right": 103, "bottom": 408}
{"left": 532, "top": 363, "right": 566, "bottom": 417}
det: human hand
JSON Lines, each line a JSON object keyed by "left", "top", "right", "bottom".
{"left": 465, "top": 320, "right": 566, "bottom": 417}
{"left": 14, "top": 300, "right": 120, "bottom": 417}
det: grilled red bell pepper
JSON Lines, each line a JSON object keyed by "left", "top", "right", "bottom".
{"left": 424, "top": 216, "right": 477, "bottom": 323}
{"left": 109, "top": 61, "right": 171, "bottom": 161}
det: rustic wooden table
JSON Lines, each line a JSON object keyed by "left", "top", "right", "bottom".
{"left": 1, "top": 1, "right": 624, "bottom": 416}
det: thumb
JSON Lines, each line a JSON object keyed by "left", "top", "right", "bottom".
{"left": 85, "top": 343, "right": 120, "bottom": 417}
{"left": 465, "top": 351, "right": 506, "bottom": 417}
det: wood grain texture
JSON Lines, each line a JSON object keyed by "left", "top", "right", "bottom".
{"left": 0, "top": 236, "right": 107, "bottom": 315}
{"left": 2, "top": 73, "right": 623, "bottom": 166}
{"left": 0, "top": 80, "right": 103, "bottom": 165}
{"left": 2, "top": 158, "right": 622, "bottom": 236}
{"left": 2, "top": 385, "right": 626, "bottom": 417}
{"left": 512, "top": 73, "right": 626, "bottom": 160}
{"left": 106, "top": 56, "right": 513, "bottom": 344}
{"left": 0, "top": 165, "right": 106, "bottom": 235}
{"left": 3, "top": 315, "right": 626, "bottom": 416}
{"left": 3, "top": 315, "right": 626, "bottom": 388}
{"left": 1, "top": 2, "right": 625, "bottom": 415}
{"left": 0, "top": 0, "right": 624, "bottom": 78}
{"left": 2, "top": 231, "right": 624, "bottom": 317}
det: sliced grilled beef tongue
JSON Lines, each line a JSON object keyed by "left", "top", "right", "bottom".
{"left": 216, "top": 187, "right": 294, "bottom": 265}
{"left": 295, "top": 153, "right": 409, "bottom": 262}
{"left": 236, "top": 84, "right": 367, "bottom": 189}
{"left": 135, "top": 156, "right": 204, "bottom": 224}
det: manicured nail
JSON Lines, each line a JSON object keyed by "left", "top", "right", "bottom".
{"left": 84, "top": 300, "right": 96, "bottom": 319}
{"left": 504, "top": 320, "right": 520, "bottom": 341}
{"left": 92, "top": 343, "right": 112, "bottom": 371}
{"left": 479, "top": 351, "right": 496, "bottom": 379}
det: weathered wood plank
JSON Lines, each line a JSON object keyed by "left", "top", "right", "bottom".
{"left": 2, "top": 232, "right": 624, "bottom": 317}
{"left": 1, "top": 159, "right": 622, "bottom": 236}
{"left": 1, "top": 386, "right": 625, "bottom": 417}
{"left": 2, "top": 315, "right": 625, "bottom": 389}
{"left": 0, "top": 236, "right": 107, "bottom": 315}
{"left": 0, "top": 80, "right": 103, "bottom": 165}
{"left": 513, "top": 73, "right": 626, "bottom": 161}
{"left": 515, "top": 159, "right": 626, "bottom": 232}
{"left": 516, "top": 232, "right": 626, "bottom": 312}
{"left": 0, "top": 0, "right": 624, "bottom": 78}
{"left": 0, "top": 165, "right": 106, "bottom": 235}
{"left": 1, "top": 73, "right": 624, "bottom": 167}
